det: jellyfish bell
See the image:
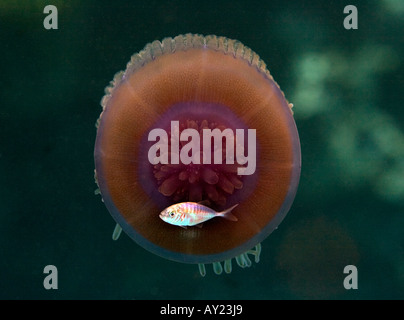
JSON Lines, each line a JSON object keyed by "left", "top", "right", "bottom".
{"left": 94, "top": 34, "right": 301, "bottom": 276}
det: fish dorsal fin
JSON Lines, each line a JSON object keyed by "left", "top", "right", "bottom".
{"left": 197, "top": 200, "right": 211, "bottom": 207}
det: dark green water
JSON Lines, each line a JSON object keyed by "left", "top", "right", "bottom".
{"left": 1, "top": 0, "right": 403, "bottom": 299}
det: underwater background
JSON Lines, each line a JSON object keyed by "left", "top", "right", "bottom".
{"left": 0, "top": 0, "right": 403, "bottom": 299}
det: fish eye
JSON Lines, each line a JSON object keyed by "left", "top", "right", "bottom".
{"left": 169, "top": 211, "right": 175, "bottom": 217}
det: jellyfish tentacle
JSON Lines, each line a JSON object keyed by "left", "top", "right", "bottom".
{"left": 112, "top": 223, "right": 123, "bottom": 241}
{"left": 235, "top": 254, "right": 248, "bottom": 268}
{"left": 198, "top": 263, "right": 206, "bottom": 277}
{"left": 224, "top": 259, "right": 232, "bottom": 274}
{"left": 247, "top": 243, "right": 261, "bottom": 263}
{"left": 212, "top": 262, "right": 223, "bottom": 275}
{"left": 242, "top": 253, "right": 252, "bottom": 267}
{"left": 199, "top": 243, "right": 262, "bottom": 276}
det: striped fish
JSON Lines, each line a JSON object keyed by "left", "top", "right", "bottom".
{"left": 159, "top": 202, "right": 238, "bottom": 228}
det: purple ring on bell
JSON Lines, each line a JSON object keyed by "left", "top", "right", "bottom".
{"left": 137, "top": 101, "right": 259, "bottom": 211}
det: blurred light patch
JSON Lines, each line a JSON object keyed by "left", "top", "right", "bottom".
{"left": 291, "top": 46, "right": 399, "bottom": 120}
{"left": 291, "top": 44, "right": 403, "bottom": 203}
{"left": 329, "top": 106, "right": 404, "bottom": 201}
{"left": 329, "top": 107, "right": 404, "bottom": 202}
{"left": 290, "top": 53, "right": 332, "bottom": 119}
{"left": 382, "top": 0, "right": 404, "bottom": 17}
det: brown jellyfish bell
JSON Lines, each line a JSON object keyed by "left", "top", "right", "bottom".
{"left": 94, "top": 34, "right": 301, "bottom": 276}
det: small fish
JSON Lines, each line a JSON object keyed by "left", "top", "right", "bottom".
{"left": 159, "top": 202, "right": 238, "bottom": 228}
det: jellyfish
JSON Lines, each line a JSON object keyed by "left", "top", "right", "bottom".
{"left": 94, "top": 34, "right": 301, "bottom": 276}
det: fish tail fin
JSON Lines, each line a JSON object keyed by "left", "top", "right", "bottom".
{"left": 218, "top": 204, "right": 238, "bottom": 222}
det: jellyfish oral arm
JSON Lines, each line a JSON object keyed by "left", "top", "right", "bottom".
{"left": 147, "top": 121, "right": 257, "bottom": 175}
